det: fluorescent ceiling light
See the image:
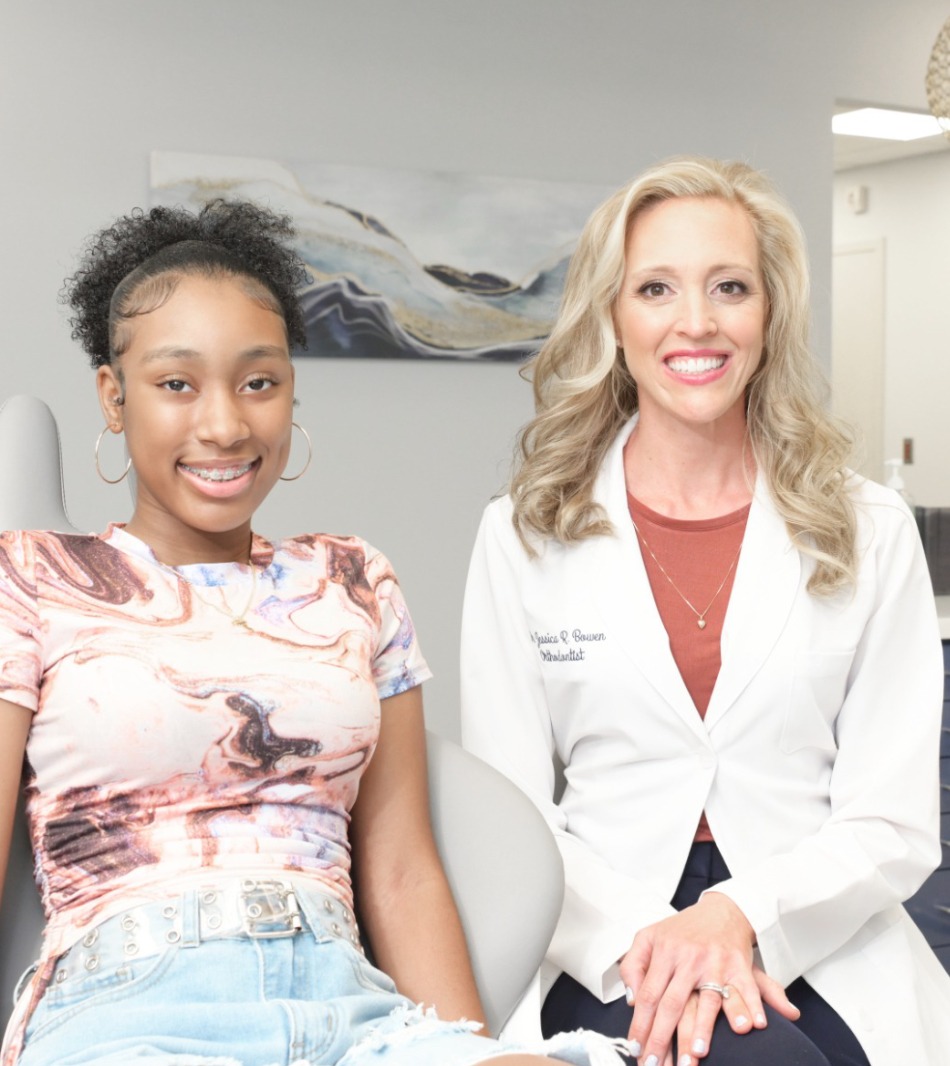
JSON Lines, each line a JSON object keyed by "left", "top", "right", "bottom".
{"left": 833, "top": 107, "right": 943, "bottom": 141}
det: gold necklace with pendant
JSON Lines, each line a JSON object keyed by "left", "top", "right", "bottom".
{"left": 182, "top": 565, "right": 259, "bottom": 628}
{"left": 632, "top": 520, "right": 743, "bottom": 630}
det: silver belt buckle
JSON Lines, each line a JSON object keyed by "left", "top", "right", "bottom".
{"left": 239, "top": 879, "right": 302, "bottom": 939}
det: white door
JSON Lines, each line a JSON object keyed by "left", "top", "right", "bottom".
{"left": 831, "top": 241, "right": 885, "bottom": 483}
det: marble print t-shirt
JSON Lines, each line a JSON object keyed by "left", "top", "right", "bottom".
{"left": 0, "top": 525, "right": 431, "bottom": 958}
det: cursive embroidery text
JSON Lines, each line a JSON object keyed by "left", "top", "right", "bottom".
{"left": 531, "top": 626, "right": 606, "bottom": 663}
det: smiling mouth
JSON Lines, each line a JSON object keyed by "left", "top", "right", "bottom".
{"left": 179, "top": 461, "right": 257, "bottom": 482}
{"left": 666, "top": 354, "right": 727, "bottom": 375}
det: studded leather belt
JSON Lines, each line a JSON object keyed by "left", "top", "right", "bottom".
{"left": 49, "top": 878, "right": 361, "bottom": 990}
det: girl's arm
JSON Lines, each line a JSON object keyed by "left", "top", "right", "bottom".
{"left": 350, "top": 686, "right": 488, "bottom": 1030}
{"left": 0, "top": 699, "right": 33, "bottom": 907}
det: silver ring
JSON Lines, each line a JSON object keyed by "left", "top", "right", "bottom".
{"left": 697, "top": 982, "right": 731, "bottom": 999}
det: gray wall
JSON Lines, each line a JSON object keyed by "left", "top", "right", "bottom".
{"left": 0, "top": 0, "right": 940, "bottom": 737}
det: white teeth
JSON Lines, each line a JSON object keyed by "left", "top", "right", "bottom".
{"left": 667, "top": 355, "right": 727, "bottom": 374}
{"left": 180, "top": 463, "right": 253, "bottom": 482}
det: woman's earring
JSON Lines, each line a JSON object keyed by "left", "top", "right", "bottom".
{"left": 280, "top": 422, "right": 313, "bottom": 482}
{"left": 94, "top": 426, "right": 131, "bottom": 484}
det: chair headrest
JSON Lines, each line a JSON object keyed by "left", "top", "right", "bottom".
{"left": 0, "top": 394, "right": 77, "bottom": 533}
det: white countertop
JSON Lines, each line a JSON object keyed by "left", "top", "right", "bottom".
{"left": 937, "top": 596, "right": 950, "bottom": 641}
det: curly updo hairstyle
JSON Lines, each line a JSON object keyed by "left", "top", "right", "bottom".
{"left": 64, "top": 199, "right": 311, "bottom": 368}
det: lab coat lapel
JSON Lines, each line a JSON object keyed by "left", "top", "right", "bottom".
{"left": 596, "top": 419, "right": 706, "bottom": 739}
{"left": 704, "top": 474, "right": 801, "bottom": 727}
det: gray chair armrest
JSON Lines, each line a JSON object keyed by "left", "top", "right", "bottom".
{"left": 426, "top": 731, "right": 563, "bottom": 1034}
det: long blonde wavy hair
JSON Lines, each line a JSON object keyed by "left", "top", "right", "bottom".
{"left": 511, "top": 156, "right": 856, "bottom": 595}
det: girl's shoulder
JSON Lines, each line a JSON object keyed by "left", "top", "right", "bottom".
{"left": 0, "top": 528, "right": 103, "bottom": 572}
{"left": 0, "top": 528, "right": 97, "bottom": 545}
{"left": 269, "top": 532, "right": 401, "bottom": 588}
{"left": 271, "top": 531, "right": 381, "bottom": 565}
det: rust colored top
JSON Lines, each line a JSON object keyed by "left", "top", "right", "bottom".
{"left": 626, "top": 493, "right": 750, "bottom": 843}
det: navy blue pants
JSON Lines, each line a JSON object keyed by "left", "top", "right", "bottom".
{"left": 541, "top": 843, "right": 870, "bottom": 1066}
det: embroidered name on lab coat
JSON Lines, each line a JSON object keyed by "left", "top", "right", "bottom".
{"left": 531, "top": 628, "right": 606, "bottom": 662}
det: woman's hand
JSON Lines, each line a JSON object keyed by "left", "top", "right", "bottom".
{"left": 619, "top": 892, "right": 799, "bottom": 1065}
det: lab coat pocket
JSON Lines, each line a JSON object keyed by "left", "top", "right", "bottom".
{"left": 780, "top": 650, "right": 854, "bottom": 754}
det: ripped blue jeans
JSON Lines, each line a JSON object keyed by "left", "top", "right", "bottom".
{"left": 13, "top": 881, "right": 624, "bottom": 1066}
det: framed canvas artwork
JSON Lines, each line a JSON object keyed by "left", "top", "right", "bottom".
{"left": 151, "top": 152, "right": 610, "bottom": 361}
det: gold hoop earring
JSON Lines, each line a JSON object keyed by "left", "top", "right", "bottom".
{"left": 94, "top": 426, "right": 131, "bottom": 484}
{"left": 280, "top": 421, "right": 313, "bottom": 482}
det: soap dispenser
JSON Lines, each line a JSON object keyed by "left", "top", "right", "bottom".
{"left": 884, "top": 458, "right": 914, "bottom": 507}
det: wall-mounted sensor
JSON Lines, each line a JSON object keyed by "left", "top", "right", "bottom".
{"left": 846, "top": 185, "right": 869, "bottom": 214}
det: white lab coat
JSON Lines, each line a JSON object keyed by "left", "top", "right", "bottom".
{"left": 460, "top": 418, "right": 950, "bottom": 1065}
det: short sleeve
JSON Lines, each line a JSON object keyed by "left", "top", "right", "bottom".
{"left": 0, "top": 530, "right": 42, "bottom": 713}
{"left": 364, "top": 547, "right": 432, "bottom": 700}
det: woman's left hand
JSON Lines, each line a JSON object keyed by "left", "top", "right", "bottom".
{"left": 619, "top": 892, "right": 799, "bottom": 1064}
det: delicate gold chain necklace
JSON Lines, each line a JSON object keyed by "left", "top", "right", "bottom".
{"left": 181, "top": 566, "right": 258, "bottom": 629}
{"left": 631, "top": 520, "right": 743, "bottom": 630}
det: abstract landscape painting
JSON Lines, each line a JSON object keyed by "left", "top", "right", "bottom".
{"left": 150, "top": 152, "right": 610, "bottom": 361}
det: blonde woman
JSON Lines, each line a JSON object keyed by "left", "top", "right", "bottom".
{"left": 461, "top": 158, "right": 950, "bottom": 1066}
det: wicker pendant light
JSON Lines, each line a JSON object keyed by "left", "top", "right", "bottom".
{"left": 926, "top": 15, "right": 950, "bottom": 139}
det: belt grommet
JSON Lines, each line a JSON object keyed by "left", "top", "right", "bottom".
{"left": 54, "top": 970, "right": 67, "bottom": 984}
{"left": 342, "top": 909, "right": 351, "bottom": 924}
{"left": 120, "top": 915, "right": 136, "bottom": 932}
{"left": 162, "top": 904, "right": 178, "bottom": 919}
{"left": 323, "top": 899, "right": 334, "bottom": 913}
{"left": 207, "top": 915, "right": 222, "bottom": 930}
{"left": 84, "top": 955, "right": 100, "bottom": 972}
{"left": 124, "top": 942, "right": 139, "bottom": 956}
{"left": 331, "top": 922, "right": 342, "bottom": 936}
{"left": 202, "top": 891, "right": 217, "bottom": 905}
{"left": 166, "top": 930, "right": 181, "bottom": 944}
{"left": 246, "top": 903, "right": 263, "bottom": 919}
{"left": 82, "top": 929, "right": 99, "bottom": 947}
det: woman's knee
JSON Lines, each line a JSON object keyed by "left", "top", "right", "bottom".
{"left": 699, "top": 1009, "right": 830, "bottom": 1066}
{"left": 477, "top": 1058, "right": 568, "bottom": 1065}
